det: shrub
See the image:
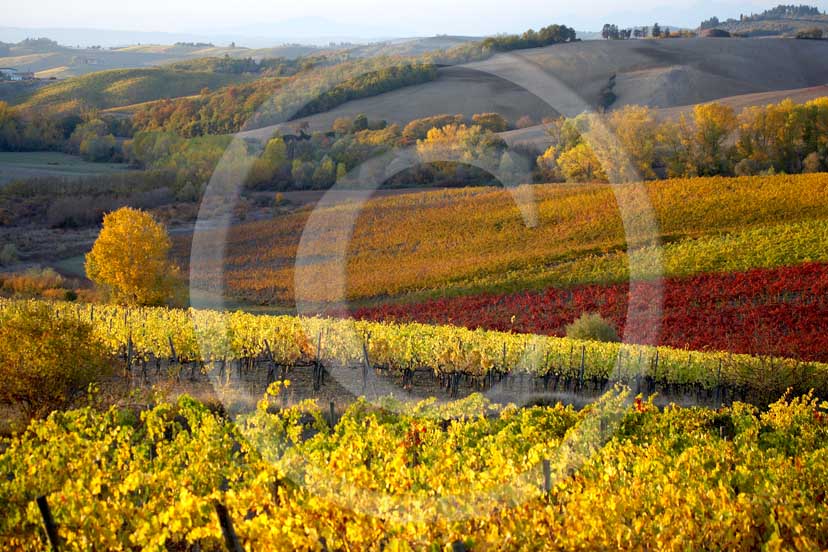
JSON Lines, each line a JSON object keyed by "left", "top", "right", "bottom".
{"left": 802, "top": 152, "right": 823, "bottom": 173}
{"left": 0, "top": 302, "right": 112, "bottom": 418}
{"left": 1, "top": 267, "right": 64, "bottom": 296}
{"left": 565, "top": 312, "right": 620, "bottom": 343}
{"left": 734, "top": 157, "right": 766, "bottom": 177}
{"left": 796, "top": 28, "right": 824, "bottom": 40}
{"left": 41, "top": 288, "right": 77, "bottom": 301}
{"left": 46, "top": 195, "right": 123, "bottom": 228}
{"left": 0, "top": 243, "right": 17, "bottom": 266}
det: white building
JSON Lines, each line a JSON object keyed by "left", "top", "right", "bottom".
{"left": 0, "top": 68, "right": 35, "bottom": 81}
{"left": 0, "top": 68, "right": 21, "bottom": 81}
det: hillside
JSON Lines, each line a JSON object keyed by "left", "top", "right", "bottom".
{"left": 717, "top": 17, "right": 828, "bottom": 36}
{"left": 703, "top": 6, "right": 828, "bottom": 37}
{"left": 654, "top": 83, "right": 828, "bottom": 120}
{"left": 330, "top": 35, "right": 481, "bottom": 58}
{"left": 277, "top": 38, "right": 828, "bottom": 133}
{"left": 9, "top": 67, "right": 251, "bottom": 113}
{"left": 0, "top": 42, "right": 319, "bottom": 79}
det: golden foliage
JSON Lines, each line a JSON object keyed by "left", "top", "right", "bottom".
{"left": 0, "top": 302, "right": 110, "bottom": 418}
{"left": 181, "top": 173, "right": 828, "bottom": 305}
{"left": 85, "top": 207, "right": 179, "bottom": 306}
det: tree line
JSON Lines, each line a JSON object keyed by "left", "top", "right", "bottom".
{"left": 536, "top": 98, "right": 828, "bottom": 183}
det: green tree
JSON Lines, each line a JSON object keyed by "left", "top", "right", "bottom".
{"left": 312, "top": 155, "right": 336, "bottom": 187}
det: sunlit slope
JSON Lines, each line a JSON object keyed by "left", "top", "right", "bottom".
{"left": 10, "top": 67, "right": 250, "bottom": 113}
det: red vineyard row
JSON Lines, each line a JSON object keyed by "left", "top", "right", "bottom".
{"left": 353, "top": 262, "right": 828, "bottom": 362}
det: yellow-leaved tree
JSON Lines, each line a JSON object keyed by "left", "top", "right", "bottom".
{"left": 85, "top": 207, "right": 180, "bottom": 305}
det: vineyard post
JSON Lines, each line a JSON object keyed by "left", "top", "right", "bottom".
{"left": 361, "top": 339, "right": 371, "bottom": 394}
{"left": 637, "top": 351, "right": 643, "bottom": 392}
{"left": 314, "top": 332, "right": 322, "bottom": 392}
{"left": 716, "top": 359, "right": 723, "bottom": 405}
{"left": 168, "top": 336, "right": 178, "bottom": 364}
{"left": 36, "top": 495, "right": 60, "bottom": 551}
{"left": 263, "top": 339, "right": 275, "bottom": 383}
{"left": 329, "top": 401, "right": 336, "bottom": 428}
{"left": 125, "top": 334, "right": 133, "bottom": 381}
{"left": 214, "top": 501, "right": 243, "bottom": 552}
{"left": 579, "top": 346, "right": 586, "bottom": 392}
{"left": 542, "top": 459, "right": 552, "bottom": 495}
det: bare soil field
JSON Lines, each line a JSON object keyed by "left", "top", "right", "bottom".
{"left": 655, "top": 84, "right": 828, "bottom": 120}
{"left": 279, "top": 38, "right": 828, "bottom": 135}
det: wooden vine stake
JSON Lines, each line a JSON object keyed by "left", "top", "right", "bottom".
{"left": 36, "top": 495, "right": 60, "bottom": 551}
{"left": 542, "top": 459, "right": 552, "bottom": 495}
{"left": 214, "top": 501, "right": 243, "bottom": 552}
{"left": 361, "top": 340, "right": 371, "bottom": 393}
{"left": 168, "top": 336, "right": 178, "bottom": 364}
{"left": 125, "top": 334, "right": 133, "bottom": 380}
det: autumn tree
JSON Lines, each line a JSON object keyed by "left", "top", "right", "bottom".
{"left": 416, "top": 124, "right": 507, "bottom": 166}
{"left": 471, "top": 112, "right": 509, "bottom": 132}
{"left": 402, "top": 114, "right": 464, "bottom": 143}
{"left": 605, "top": 105, "right": 659, "bottom": 179}
{"left": 85, "top": 207, "right": 180, "bottom": 306}
{"left": 536, "top": 145, "right": 562, "bottom": 182}
{"left": 659, "top": 103, "right": 736, "bottom": 177}
{"left": 690, "top": 103, "right": 737, "bottom": 175}
{"left": 248, "top": 136, "right": 289, "bottom": 188}
{"left": 557, "top": 143, "right": 608, "bottom": 182}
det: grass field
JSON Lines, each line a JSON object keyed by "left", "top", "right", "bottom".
{"left": 0, "top": 152, "right": 136, "bottom": 185}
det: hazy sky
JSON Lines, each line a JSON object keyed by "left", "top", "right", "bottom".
{"left": 4, "top": 0, "right": 828, "bottom": 36}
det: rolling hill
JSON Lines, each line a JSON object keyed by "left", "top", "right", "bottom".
{"left": 706, "top": 11, "right": 828, "bottom": 36}
{"left": 8, "top": 67, "right": 252, "bottom": 113}
{"left": 0, "top": 36, "right": 483, "bottom": 80}
{"left": 0, "top": 42, "right": 319, "bottom": 79}
{"left": 266, "top": 37, "right": 828, "bottom": 135}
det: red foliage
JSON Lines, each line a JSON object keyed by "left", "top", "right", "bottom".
{"left": 354, "top": 263, "right": 828, "bottom": 362}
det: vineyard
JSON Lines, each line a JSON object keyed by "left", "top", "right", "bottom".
{"left": 3, "top": 299, "right": 827, "bottom": 404}
{"left": 180, "top": 173, "right": 828, "bottom": 305}
{"left": 356, "top": 262, "right": 828, "bottom": 362}
{"left": 1, "top": 389, "right": 827, "bottom": 550}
